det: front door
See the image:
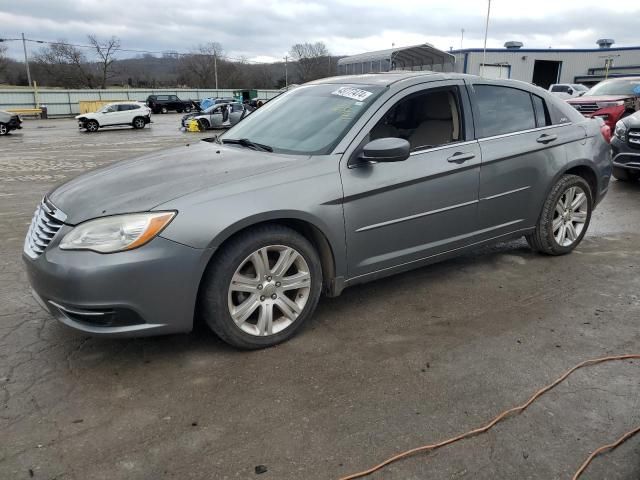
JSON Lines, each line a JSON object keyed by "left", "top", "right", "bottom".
{"left": 340, "top": 81, "right": 481, "bottom": 279}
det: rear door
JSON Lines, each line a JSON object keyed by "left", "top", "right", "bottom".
{"left": 340, "top": 80, "right": 481, "bottom": 279}
{"left": 467, "top": 81, "right": 582, "bottom": 237}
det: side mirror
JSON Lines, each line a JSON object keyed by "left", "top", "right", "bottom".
{"left": 567, "top": 89, "right": 573, "bottom": 95}
{"left": 359, "top": 137, "right": 410, "bottom": 163}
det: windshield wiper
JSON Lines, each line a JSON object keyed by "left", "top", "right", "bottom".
{"left": 222, "top": 138, "right": 273, "bottom": 152}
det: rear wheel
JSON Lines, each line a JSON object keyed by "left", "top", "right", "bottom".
{"left": 132, "top": 117, "right": 146, "bottom": 129}
{"left": 526, "top": 174, "right": 592, "bottom": 255}
{"left": 85, "top": 120, "right": 99, "bottom": 132}
{"left": 199, "top": 225, "right": 323, "bottom": 349}
{"left": 612, "top": 166, "right": 640, "bottom": 182}
{"left": 184, "top": 106, "right": 192, "bottom": 113}
{"left": 0, "top": 123, "right": 8, "bottom": 136}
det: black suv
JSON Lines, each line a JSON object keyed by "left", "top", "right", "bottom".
{"left": 146, "top": 95, "right": 192, "bottom": 114}
{"left": 611, "top": 110, "right": 640, "bottom": 181}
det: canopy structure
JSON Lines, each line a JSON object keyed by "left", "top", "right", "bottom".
{"left": 337, "top": 43, "right": 455, "bottom": 75}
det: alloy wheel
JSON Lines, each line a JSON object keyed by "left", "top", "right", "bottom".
{"left": 228, "top": 245, "right": 311, "bottom": 336}
{"left": 86, "top": 121, "right": 98, "bottom": 132}
{"left": 134, "top": 118, "right": 145, "bottom": 128}
{"left": 0, "top": 123, "right": 7, "bottom": 135}
{"left": 553, "top": 186, "right": 588, "bottom": 247}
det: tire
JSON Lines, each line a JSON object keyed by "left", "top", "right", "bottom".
{"left": 199, "top": 225, "right": 323, "bottom": 349}
{"left": 0, "top": 123, "right": 8, "bottom": 136}
{"left": 526, "top": 174, "right": 592, "bottom": 255}
{"left": 612, "top": 166, "right": 640, "bottom": 182}
{"left": 161, "top": 106, "right": 168, "bottom": 114}
{"left": 184, "top": 106, "right": 192, "bottom": 113}
{"left": 198, "top": 118, "right": 210, "bottom": 130}
{"left": 85, "top": 120, "right": 99, "bottom": 132}
{"left": 132, "top": 117, "right": 146, "bottom": 129}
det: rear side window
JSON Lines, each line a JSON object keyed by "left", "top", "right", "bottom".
{"left": 474, "top": 85, "right": 536, "bottom": 137}
{"left": 532, "top": 95, "right": 551, "bottom": 127}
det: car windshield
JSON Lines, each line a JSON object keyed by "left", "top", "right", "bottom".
{"left": 220, "top": 84, "right": 385, "bottom": 155}
{"left": 584, "top": 79, "right": 640, "bottom": 96}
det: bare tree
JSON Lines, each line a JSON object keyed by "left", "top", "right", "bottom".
{"left": 179, "top": 42, "right": 224, "bottom": 88}
{"left": 34, "top": 40, "right": 96, "bottom": 88}
{"left": 88, "top": 35, "right": 121, "bottom": 88}
{"left": 289, "top": 42, "right": 330, "bottom": 82}
{"left": 0, "top": 44, "right": 8, "bottom": 79}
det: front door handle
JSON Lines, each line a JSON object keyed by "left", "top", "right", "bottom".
{"left": 536, "top": 133, "right": 558, "bottom": 144}
{"left": 447, "top": 152, "right": 476, "bottom": 164}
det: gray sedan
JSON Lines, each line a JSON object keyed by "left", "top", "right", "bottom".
{"left": 23, "top": 72, "right": 611, "bottom": 349}
{"left": 181, "top": 102, "right": 248, "bottom": 129}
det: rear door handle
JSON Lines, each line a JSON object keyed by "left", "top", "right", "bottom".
{"left": 536, "top": 134, "right": 558, "bottom": 144}
{"left": 447, "top": 152, "right": 476, "bottom": 164}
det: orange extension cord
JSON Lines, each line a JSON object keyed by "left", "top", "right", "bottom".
{"left": 339, "top": 354, "right": 640, "bottom": 480}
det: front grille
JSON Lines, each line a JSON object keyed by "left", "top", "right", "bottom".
{"left": 570, "top": 102, "right": 600, "bottom": 115}
{"left": 628, "top": 129, "right": 640, "bottom": 149}
{"left": 24, "top": 197, "right": 67, "bottom": 258}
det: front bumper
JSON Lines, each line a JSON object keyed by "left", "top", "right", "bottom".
{"left": 611, "top": 136, "right": 640, "bottom": 171}
{"left": 23, "top": 231, "right": 211, "bottom": 337}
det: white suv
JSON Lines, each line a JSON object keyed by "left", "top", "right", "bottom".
{"left": 76, "top": 102, "right": 151, "bottom": 132}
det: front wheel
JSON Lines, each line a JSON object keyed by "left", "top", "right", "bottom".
{"left": 612, "top": 166, "right": 640, "bottom": 182}
{"left": 85, "top": 120, "right": 99, "bottom": 132}
{"left": 198, "top": 118, "right": 210, "bottom": 130}
{"left": 132, "top": 117, "right": 146, "bottom": 129}
{"left": 526, "top": 174, "right": 592, "bottom": 255}
{"left": 0, "top": 123, "right": 8, "bottom": 136}
{"left": 199, "top": 225, "right": 323, "bottom": 349}
{"left": 160, "top": 106, "right": 168, "bottom": 114}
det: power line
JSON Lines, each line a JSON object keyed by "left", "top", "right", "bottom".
{"left": 0, "top": 36, "right": 278, "bottom": 64}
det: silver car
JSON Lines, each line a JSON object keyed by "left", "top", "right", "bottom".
{"left": 23, "top": 72, "right": 611, "bottom": 349}
{"left": 181, "top": 102, "right": 248, "bottom": 129}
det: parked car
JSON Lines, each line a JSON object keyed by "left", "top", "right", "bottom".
{"left": 146, "top": 94, "right": 193, "bottom": 114}
{"left": 0, "top": 109, "right": 23, "bottom": 135}
{"left": 23, "top": 72, "right": 611, "bottom": 349}
{"left": 181, "top": 102, "right": 248, "bottom": 129}
{"left": 549, "top": 83, "right": 588, "bottom": 99}
{"left": 76, "top": 102, "right": 151, "bottom": 132}
{"left": 566, "top": 77, "right": 640, "bottom": 131}
{"left": 611, "top": 110, "right": 640, "bottom": 181}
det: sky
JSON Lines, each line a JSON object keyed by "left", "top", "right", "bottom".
{"left": 2, "top": 0, "right": 640, "bottom": 63}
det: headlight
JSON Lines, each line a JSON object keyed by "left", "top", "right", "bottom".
{"left": 614, "top": 120, "right": 628, "bottom": 141}
{"left": 596, "top": 100, "right": 624, "bottom": 108}
{"left": 59, "top": 212, "right": 176, "bottom": 253}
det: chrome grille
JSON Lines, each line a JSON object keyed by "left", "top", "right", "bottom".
{"left": 629, "top": 129, "right": 640, "bottom": 149}
{"left": 570, "top": 102, "right": 599, "bottom": 115}
{"left": 24, "top": 197, "right": 67, "bottom": 258}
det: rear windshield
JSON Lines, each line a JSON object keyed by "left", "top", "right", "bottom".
{"left": 584, "top": 79, "right": 640, "bottom": 96}
{"left": 221, "top": 84, "right": 385, "bottom": 155}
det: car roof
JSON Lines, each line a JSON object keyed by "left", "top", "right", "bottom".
{"left": 306, "top": 71, "right": 549, "bottom": 96}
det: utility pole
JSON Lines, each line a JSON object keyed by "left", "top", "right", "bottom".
{"left": 21, "top": 33, "right": 32, "bottom": 87}
{"left": 481, "top": 0, "right": 491, "bottom": 77}
{"left": 214, "top": 52, "right": 218, "bottom": 90}
{"left": 284, "top": 55, "right": 288, "bottom": 90}
{"left": 459, "top": 28, "right": 465, "bottom": 70}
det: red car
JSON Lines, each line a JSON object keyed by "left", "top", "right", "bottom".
{"left": 567, "top": 77, "right": 640, "bottom": 131}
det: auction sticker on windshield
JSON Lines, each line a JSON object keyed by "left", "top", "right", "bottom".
{"left": 332, "top": 87, "right": 373, "bottom": 101}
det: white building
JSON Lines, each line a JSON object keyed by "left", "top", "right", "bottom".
{"left": 452, "top": 40, "right": 640, "bottom": 88}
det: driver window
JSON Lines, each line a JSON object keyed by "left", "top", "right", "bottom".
{"left": 368, "top": 88, "right": 462, "bottom": 151}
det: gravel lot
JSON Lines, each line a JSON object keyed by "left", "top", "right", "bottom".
{"left": 1, "top": 114, "right": 639, "bottom": 480}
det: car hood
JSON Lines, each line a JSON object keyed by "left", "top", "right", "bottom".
{"left": 567, "top": 95, "right": 631, "bottom": 103}
{"left": 48, "top": 141, "right": 300, "bottom": 225}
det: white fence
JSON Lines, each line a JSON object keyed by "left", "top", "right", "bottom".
{"left": 0, "top": 88, "right": 282, "bottom": 116}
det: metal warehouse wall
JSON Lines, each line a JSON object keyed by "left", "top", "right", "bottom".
{"left": 0, "top": 88, "right": 282, "bottom": 116}
{"left": 454, "top": 49, "right": 640, "bottom": 84}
